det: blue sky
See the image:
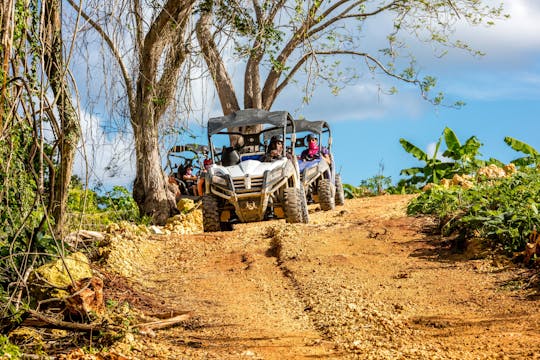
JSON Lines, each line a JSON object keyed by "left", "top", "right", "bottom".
{"left": 74, "top": 0, "right": 540, "bottom": 189}
{"left": 273, "top": 0, "right": 540, "bottom": 185}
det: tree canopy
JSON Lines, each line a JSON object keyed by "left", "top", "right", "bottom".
{"left": 196, "top": 0, "right": 505, "bottom": 113}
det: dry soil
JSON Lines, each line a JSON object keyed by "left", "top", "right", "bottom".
{"left": 105, "top": 195, "right": 540, "bottom": 359}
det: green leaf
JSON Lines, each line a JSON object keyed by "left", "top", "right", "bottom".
{"left": 504, "top": 137, "right": 539, "bottom": 156}
{"left": 400, "top": 167, "right": 424, "bottom": 176}
{"left": 399, "top": 139, "right": 428, "bottom": 161}
{"left": 443, "top": 127, "right": 461, "bottom": 153}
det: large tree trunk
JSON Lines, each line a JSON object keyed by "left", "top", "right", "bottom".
{"left": 43, "top": 0, "right": 80, "bottom": 237}
{"left": 244, "top": 54, "right": 263, "bottom": 110}
{"left": 128, "top": 0, "right": 193, "bottom": 224}
{"left": 132, "top": 117, "right": 177, "bottom": 225}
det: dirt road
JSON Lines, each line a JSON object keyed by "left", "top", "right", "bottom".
{"left": 107, "top": 195, "right": 540, "bottom": 359}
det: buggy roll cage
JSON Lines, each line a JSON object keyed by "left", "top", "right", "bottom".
{"left": 263, "top": 119, "right": 332, "bottom": 152}
{"left": 165, "top": 143, "right": 209, "bottom": 176}
{"left": 207, "top": 109, "right": 297, "bottom": 161}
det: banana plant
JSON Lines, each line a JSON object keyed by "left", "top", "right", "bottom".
{"left": 504, "top": 137, "right": 540, "bottom": 167}
{"left": 441, "top": 127, "right": 485, "bottom": 173}
{"left": 399, "top": 127, "right": 487, "bottom": 188}
{"left": 399, "top": 135, "right": 454, "bottom": 186}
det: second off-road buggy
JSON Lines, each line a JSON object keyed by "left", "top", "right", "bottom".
{"left": 266, "top": 119, "right": 345, "bottom": 210}
{"left": 202, "top": 109, "right": 309, "bottom": 232}
{"left": 164, "top": 143, "right": 209, "bottom": 199}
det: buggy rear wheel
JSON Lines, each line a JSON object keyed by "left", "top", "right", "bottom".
{"left": 335, "top": 174, "right": 345, "bottom": 206}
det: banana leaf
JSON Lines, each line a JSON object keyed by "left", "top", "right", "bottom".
{"left": 399, "top": 139, "right": 428, "bottom": 162}
{"left": 443, "top": 127, "right": 461, "bottom": 157}
{"left": 504, "top": 137, "right": 539, "bottom": 156}
{"left": 400, "top": 167, "right": 424, "bottom": 176}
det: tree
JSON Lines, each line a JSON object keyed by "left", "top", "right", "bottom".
{"left": 1, "top": 0, "right": 82, "bottom": 240}
{"left": 196, "top": 0, "right": 505, "bottom": 114}
{"left": 1, "top": 0, "right": 82, "bottom": 328}
{"left": 67, "top": 0, "right": 196, "bottom": 224}
{"left": 43, "top": 0, "right": 81, "bottom": 237}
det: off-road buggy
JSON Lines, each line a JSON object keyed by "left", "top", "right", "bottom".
{"left": 202, "top": 109, "right": 309, "bottom": 232}
{"left": 266, "top": 119, "right": 345, "bottom": 210}
{"left": 164, "top": 143, "right": 209, "bottom": 199}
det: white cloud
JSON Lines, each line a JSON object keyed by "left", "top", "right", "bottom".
{"left": 426, "top": 142, "right": 452, "bottom": 162}
{"left": 459, "top": 0, "right": 540, "bottom": 54}
{"left": 73, "top": 110, "right": 135, "bottom": 190}
{"left": 273, "top": 81, "right": 430, "bottom": 123}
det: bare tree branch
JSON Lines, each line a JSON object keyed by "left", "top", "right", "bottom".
{"left": 66, "top": 0, "right": 136, "bottom": 121}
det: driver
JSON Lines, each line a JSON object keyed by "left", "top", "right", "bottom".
{"left": 264, "top": 135, "right": 288, "bottom": 162}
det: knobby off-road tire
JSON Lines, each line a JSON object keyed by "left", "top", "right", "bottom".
{"left": 202, "top": 195, "right": 221, "bottom": 232}
{"left": 284, "top": 187, "right": 303, "bottom": 223}
{"left": 299, "top": 186, "right": 309, "bottom": 224}
{"left": 335, "top": 174, "right": 345, "bottom": 206}
{"left": 318, "top": 178, "right": 335, "bottom": 211}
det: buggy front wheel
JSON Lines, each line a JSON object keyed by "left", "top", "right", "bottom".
{"left": 202, "top": 195, "right": 221, "bottom": 232}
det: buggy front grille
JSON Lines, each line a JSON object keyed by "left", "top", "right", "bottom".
{"left": 232, "top": 175, "right": 264, "bottom": 192}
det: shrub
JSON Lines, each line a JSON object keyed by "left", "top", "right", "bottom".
{"left": 408, "top": 168, "right": 540, "bottom": 255}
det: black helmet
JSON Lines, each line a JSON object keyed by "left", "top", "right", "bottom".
{"left": 270, "top": 135, "right": 283, "bottom": 143}
{"left": 307, "top": 134, "right": 317, "bottom": 141}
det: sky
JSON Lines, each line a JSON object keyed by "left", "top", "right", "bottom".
{"left": 273, "top": 0, "right": 540, "bottom": 186}
{"left": 74, "top": 0, "right": 540, "bottom": 189}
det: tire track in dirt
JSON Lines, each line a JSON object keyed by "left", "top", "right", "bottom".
{"left": 108, "top": 195, "right": 540, "bottom": 359}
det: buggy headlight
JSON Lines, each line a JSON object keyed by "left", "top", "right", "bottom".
{"left": 265, "top": 168, "right": 283, "bottom": 184}
{"left": 212, "top": 175, "right": 229, "bottom": 187}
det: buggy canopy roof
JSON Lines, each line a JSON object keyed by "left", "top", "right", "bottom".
{"left": 293, "top": 119, "right": 330, "bottom": 135}
{"left": 208, "top": 109, "right": 294, "bottom": 135}
{"left": 263, "top": 119, "right": 330, "bottom": 142}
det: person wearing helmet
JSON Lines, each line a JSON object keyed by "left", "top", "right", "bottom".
{"left": 301, "top": 134, "right": 331, "bottom": 163}
{"left": 264, "top": 135, "right": 287, "bottom": 162}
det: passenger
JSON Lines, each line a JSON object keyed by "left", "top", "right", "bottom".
{"left": 300, "top": 134, "right": 331, "bottom": 164}
{"left": 183, "top": 164, "right": 198, "bottom": 195}
{"left": 203, "top": 158, "right": 213, "bottom": 171}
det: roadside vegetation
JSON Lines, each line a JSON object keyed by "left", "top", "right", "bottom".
{"left": 344, "top": 128, "right": 540, "bottom": 267}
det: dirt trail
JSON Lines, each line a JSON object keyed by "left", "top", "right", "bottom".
{"left": 108, "top": 195, "right": 540, "bottom": 359}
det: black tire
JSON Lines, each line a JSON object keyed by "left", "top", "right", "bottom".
{"left": 202, "top": 195, "right": 221, "bottom": 232}
{"left": 299, "top": 186, "right": 309, "bottom": 224}
{"left": 335, "top": 174, "right": 345, "bottom": 206}
{"left": 284, "top": 187, "right": 303, "bottom": 223}
{"left": 220, "top": 222, "right": 233, "bottom": 231}
{"left": 318, "top": 178, "right": 335, "bottom": 211}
